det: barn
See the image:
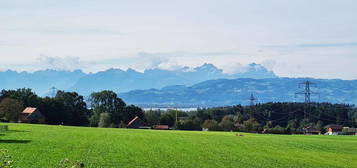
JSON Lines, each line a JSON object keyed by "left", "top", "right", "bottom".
{"left": 325, "top": 124, "right": 343, "bottom": 135}
{"left": 19, "top": 107, "right": 45, "bottom": 123}
{"left": 127, "top": 116, "right": 146, "bottom": 129}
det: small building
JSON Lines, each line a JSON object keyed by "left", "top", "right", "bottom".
{"left": 19, "top": 107, "right": 45, "bottom": 123}
{"left": 153, "top": 125, "right": 170, "bottom": 130}
{"left": 127, "top": 116, "right": 146, "bottom": 129}
{"left": 303, "top": 126, "right": 321, "bottom": 135}
{"left": 325, "top": 124, "right": 343, "bottom": 135}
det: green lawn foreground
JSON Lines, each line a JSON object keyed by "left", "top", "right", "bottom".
{"left": 0, "top": 123, "right": 357, "bottom": 168}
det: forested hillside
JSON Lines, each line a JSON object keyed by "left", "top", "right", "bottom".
{"left": 121, "top": 78, "right": 357, "bottom": 107}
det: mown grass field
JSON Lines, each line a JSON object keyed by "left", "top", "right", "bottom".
{"left": 0, "top": 123, "right": 357, "bottom": 168}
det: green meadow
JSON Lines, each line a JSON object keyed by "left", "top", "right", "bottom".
{"left": 1, "top": 123, "right": 357, "bottom": 168}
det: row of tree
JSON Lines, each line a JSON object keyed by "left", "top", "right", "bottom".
{"left": 171, "top": 103, "right": 357, "bottom": 133}
{"left": 1, "top": 88, "right": 357, "bottom": 134}
{"left": 0, "top": 88, "right": 143, "bottom": 128}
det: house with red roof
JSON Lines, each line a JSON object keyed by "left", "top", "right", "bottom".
{"left": 153, "top": 125, "right": 170, "bottom": 130}
{"left": 127, "top": 116, "right": 146, "bottom": 129}
{"left": 19, "top": 107, "right": 45, "bottom": 123}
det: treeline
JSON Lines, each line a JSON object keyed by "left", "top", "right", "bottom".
{"left": 1, "top": 88, "right": 357, "bottom": 134}
{"left": 143, "top": 103, "right": 357, "bottom": 134}
{"left": 171, "top": 103, "right": 357, "bottom": 133}
{"left": 0, "top": 88, "right": 143, "bottom": 127}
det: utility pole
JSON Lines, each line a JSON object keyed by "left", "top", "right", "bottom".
{"left": 295, "top": 80, "right": 318, "bottom": 120}
{"left": 50, "top": 86, "right": 58, "bottom": 98}
{"left": 172, "top": 107, "right": 178, "bottom": 129}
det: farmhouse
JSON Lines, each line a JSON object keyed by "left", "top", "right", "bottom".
{"left": 19, "top": 107, "right": 45, "bottom": 123}
{"left": 325, "top": 124, "right": 343, "bottom": 135}
{"left": 303, "top": 126, "right": 321, "bottom": 135}
{"left": 127, "top": 116, "right": 146, "bottom": 129}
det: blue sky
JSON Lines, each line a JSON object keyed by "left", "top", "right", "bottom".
{"left": 0, "top": 0, "right": 357, "bottom": 79}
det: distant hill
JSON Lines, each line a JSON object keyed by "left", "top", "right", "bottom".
{"left": 120, "top": 78, "right": 357, "bottom": 107}
{"left": 0, "top": 63, "right": 276, "bottom": 96}
{"left": 0, "top": 69, "right": 86, "bottom": 96}
{"left": 70, "top": 63, "right": 276, "bottom": 95}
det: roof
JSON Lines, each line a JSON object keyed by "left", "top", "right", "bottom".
{"left": 127, "top": 116, "right": 140, "bottom": 126}
{"left": 324, "top": 124, "right": 343, "bottom": 130}
{"left": 304, "top": 126, "right": 320, "bottom": 133}
{"left": 154, "top": 125, "right": 169, "bottom": 129}
{"left": 22, "top": 107, "right": 37, "bottom": 114}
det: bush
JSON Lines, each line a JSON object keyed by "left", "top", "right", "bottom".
{"left": 0, "top": 98, "right": 23, "bottom": 122}
{"left": 98, "top": 113, "right": 111, "bottom": 128}
{"left": 58, "top": 159, "right": 84, "bottom": 168}
{"left": 0, "top": 149, "right": 14, "bottom": 168}
{"left": 176, "top": 118, "right": 201, "bottom": 130}
{"left": 118, "top": 121, "right": 127, "bottom": 128}
{"left": 219, "top": 120, "right": 234, "bottom": 131}
{"left": 342, "top": 127, "right": 350, "bottom": 135}
{"left": 202, "top": 120, "right": 221, "bottom": 131}
{"left": 265, "top": 125, "right": 288, "bottom": 134}
{"left": 0, "top": 125, "right": 8, "bottom": 132}
{"left": 241, "top": 118, "right": 262, "bottom": 133}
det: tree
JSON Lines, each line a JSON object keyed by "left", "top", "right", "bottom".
{"left": 123, "top": 105, "right": 144, "bottom": 124}
{"left": 0, "top": 98, "right": 23, "bottom": 122}
{"left": 90, "top": 91, "right": 126, "bottom": 127}
{"left": 0, "top": 88, "right": 39, "bottom": 107}
{"left": 202, "top": 120, "right": 221, "bottom": 131}
{"left": 159, "top": 110, "right": 188, "bottom": 127}
{"left": 177, "top": 117, "right": 202, "bottom": 130}
{"left": 54, "top": 91, "right": 89, "bottom": 126}
{"left": 286, "top": 120, "right": 297, "bottom": 134}
{"left": 118, "top": 121, "right": 127, "bottom": 128}
{"left": 98, "top": 113, "right": 111, "bottom": 128}
{"left": 159, "top": 112, "right": 175, "bottom": 127}
{"left": 145, "top": 110, "right": 161, "bottom": 126}
{"left": 38, "top": 97, "right": 67, "bottom": 125}
{"left": 242, "top": 118, "right": 262, "bottom": 133}
{"left": 219, "top": 119, "right": 234, "bottom": 131}
{"left": 265, "top": 125, "right": 287, "bottom": 134}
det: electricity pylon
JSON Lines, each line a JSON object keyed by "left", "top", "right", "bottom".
{"left": 295, "top": 80, "right": 319, "bottom": 120}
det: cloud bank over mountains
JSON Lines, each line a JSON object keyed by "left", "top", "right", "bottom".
{"left": 1, "top": 54, "right": 276, "bottom": 75}
{"left": 0, "top": 63, "right": 276, "bottom": 96}
{"left": 1, "top": 0, "right": 357, "bottom": 79}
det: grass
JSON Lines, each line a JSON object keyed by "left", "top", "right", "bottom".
{"left": 0, "top": 123, "right": 357, "bottom": 168}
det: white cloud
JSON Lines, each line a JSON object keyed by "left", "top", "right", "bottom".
{"left": 0, "top": 0, "right": 357, "bottom": 79}
{"left": 36, "top": 55, "right": 81, "bottom": 70}
{"left": 261, "top": 59, "right": 277, "bottom": 71}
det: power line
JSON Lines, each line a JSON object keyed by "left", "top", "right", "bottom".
{"left": 295, "top": 80, "right": 318, "bottom": 104}
{"left": 295, "top": 80, "right": 319, "bottom": 120}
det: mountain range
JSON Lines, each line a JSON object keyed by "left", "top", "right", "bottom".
{"left": 120, "top": 78, "right": 357, "bottom": 107}
{"left": 0, "top": 63, "right": 276, "bottom": 96}
{"left": 2, "top": 63, "right": 356, "bottom": 108}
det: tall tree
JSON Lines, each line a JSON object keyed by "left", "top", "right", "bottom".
{"left": 145, "top": 110, "right": 161, "bottom": 126}
{"left": 123, "top": 105, "right": 144, "bottom": 124}
{"left": 0, "top": 98, "right": 23, "bottom": 122}
{"left": 0, "top": 88, "right": 39, "bottom": 108}
{"left": 55, "top": 91, "right": 89, "bottom": 125}
{"left": 89, "top": 91, "right": 126, "bottom": 126}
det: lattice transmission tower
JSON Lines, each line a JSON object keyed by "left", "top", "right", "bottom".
{"left": 295, "top": 80, "right": 319, "bottom": 119}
